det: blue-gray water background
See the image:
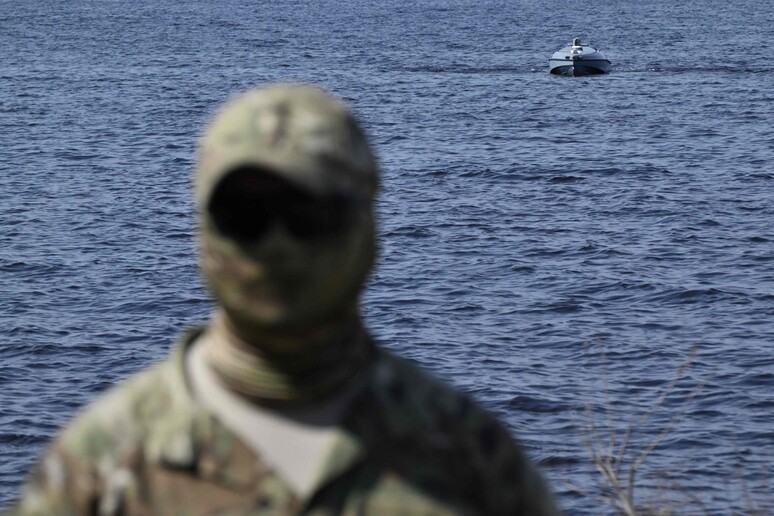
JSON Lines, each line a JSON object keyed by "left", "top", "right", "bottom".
{"left": 2, "top": 0, "right": 773, "bottom": 512}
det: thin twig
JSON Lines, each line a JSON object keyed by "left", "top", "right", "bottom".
{"left": 576, "top": 342, "right": 708, "bottom": 515}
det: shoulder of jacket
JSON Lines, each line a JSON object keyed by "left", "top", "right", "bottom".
{"left": 368, "top": 351, "right": 558, "bottom": 513}
{"left": 55, "top": 359, "right": 180, "bottom": 460}
{"left": 373, "top": 351, "right": 523, "bottom": 466}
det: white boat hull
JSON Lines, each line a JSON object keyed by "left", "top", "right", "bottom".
{"left": 549, "top": 41, "right": 610, "bottom": 76}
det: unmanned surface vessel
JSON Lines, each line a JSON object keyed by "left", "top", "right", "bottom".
{"left": 549, "top": 38, "right": 611, "bottom": 76}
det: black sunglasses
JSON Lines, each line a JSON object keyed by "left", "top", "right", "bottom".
{"left": 208, "top": 167, "right": 362, "bottom": 242}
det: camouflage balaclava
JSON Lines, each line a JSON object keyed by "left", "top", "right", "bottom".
{"left": 195, "top": 84, "right": 378, "bottom": 404}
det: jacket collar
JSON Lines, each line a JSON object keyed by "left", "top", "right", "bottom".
{"left": 146, "top": 327, "right": 378, "bottom": 499}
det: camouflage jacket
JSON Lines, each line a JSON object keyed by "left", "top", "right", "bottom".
{"left": 10, "top": 329, "right": 558, "bottom": 515}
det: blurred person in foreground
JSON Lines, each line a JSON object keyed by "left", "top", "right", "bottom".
{"left": 11, "top": 84, "right": 558, "bottom": 515}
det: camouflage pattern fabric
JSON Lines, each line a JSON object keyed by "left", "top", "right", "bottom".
{"left": 10, "top": 329, "right": 558, "bottom": 515}
{"left": 195, "top": 84, "right": 378, "bottom": 206}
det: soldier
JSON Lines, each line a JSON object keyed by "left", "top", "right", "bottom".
{"left": 11, "top": 84, "right": 558, "bottom": 515}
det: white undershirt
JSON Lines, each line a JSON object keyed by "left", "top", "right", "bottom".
{"left": 186, "top": 333, "right": 356, "bottom": 497}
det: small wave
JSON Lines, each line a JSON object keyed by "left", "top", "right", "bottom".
{"left": 745, "top": 173, "right": 774, "bottom": 180}
{"left": 642, "top": 287, "right": 734, "bottom": 305}
{"left": 508, "top": 394, "right": 568, "bottom": 413}
{"left": 615, "top": 65, "right": 774, "bottom": 74}
{"left": 449, "top": 303, "right": 483, "bottom": 312}
{"left": 385, "top": 225, "right": 435, "bottom": 238}
{"left": 0, "top": 433, "right": 46, "bottom": 446}
{"left": 538, "top": 454, "right": 581, "bottom": 466}
{"left": 746, "top": 400, "right": 774, "bottom": 409}
{"left": 393, "top": 64, "right": 528, "bottom": 74}
{"left": 737, "top": 372, "right": 774, "bottom": 387}
{"left": 548, "top": 175, "right": 584, "bottom": 183}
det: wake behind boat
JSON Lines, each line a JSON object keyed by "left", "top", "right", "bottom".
{"left": 549, "top": 38, "right": 611, "bottom": 76}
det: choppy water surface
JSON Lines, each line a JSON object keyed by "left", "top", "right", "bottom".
{"left": 2, "top": 0, "right": 773, "bottom": 512}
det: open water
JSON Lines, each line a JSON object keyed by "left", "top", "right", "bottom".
{"left": 2, "top": 0, "right": 773, "bottom": 512}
